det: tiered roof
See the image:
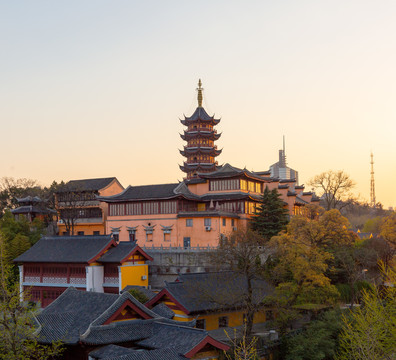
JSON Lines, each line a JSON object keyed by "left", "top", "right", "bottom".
{"left": 14, "top": 235, "right": 152, "bottom": 264}
{"left": 35, "top": 288, "right": 229, "bottom": 358}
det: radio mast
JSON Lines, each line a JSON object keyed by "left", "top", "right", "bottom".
{"left": 370, "top": 152, "right": 376, "bottom": 208}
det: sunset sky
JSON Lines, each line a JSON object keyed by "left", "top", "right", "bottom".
{"left": 1, "top": 1, "right": 395, "bottom": 207}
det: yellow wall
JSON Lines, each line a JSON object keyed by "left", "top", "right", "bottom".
{"left": 58, "top": 223, "right": 104, "bottom": 235}
{"left": 120, "top": 264, "right": 149, "bottom": 289}
{"left": 197, "top": 309, "right": 267, "bottom": 331}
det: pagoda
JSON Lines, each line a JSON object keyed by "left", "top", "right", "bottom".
{"left": 179, "top": 80, "right": 222, "bottom": 179}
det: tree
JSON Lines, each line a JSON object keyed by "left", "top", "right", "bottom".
{"left": 207, "top": 228, "right": 269, "bottom": 337}
{"left": 284, "top": 309, "right": 343, "bottom": 360}
{"left": 128, "top": 288, "right": 149, "bottom": 304}
{"left": 336, "top": 264, "right": 396, "bottom": 360}
{"left": 380, "top": 212, "right": 396, "bottom": 249}
{"left": 308, "top": 170, "right": 356, "bottom": 211}
{"left": 55, "top": 183, "right": 91, "bottom": 236}
{"left": 0, "top": 237, "right": 63, "bottom": 360}
{"left": 0, "top": 177, "right": 40, "bottom": 217}
{"left": 250, "top": 187, "right": 289, "bottom": 243}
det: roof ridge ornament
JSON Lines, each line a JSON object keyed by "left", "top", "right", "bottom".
{"left": 197, "top": 79, "right": 203, "bottom": 107}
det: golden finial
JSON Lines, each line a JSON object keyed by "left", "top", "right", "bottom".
{"left": 197, "top": 79, "right": 203, "bottom": 107}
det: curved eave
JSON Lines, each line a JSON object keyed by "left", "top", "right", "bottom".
{"left": 180, "top": 132, "right": 221, "bottom": 140}
{"left": 180, "top": 118, "right": 220, "bottom": 126}
{"left": 179, "top": 148, "right": 222, "bottom": 156}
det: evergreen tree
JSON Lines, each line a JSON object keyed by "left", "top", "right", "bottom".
{"left": 250, "top": 187, "right": 289, "bottom": 242}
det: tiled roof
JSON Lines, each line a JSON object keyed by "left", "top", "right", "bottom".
{"left": 62, "top": 177, "right": 119, "bottom": 192}
{"left": 136, "top": 322, "right": 208, "bottom": 355}
{"left": 151, "top": 303, "right": 175, "bottom": 319}
{"left": 81, "top": 320, "right": 154, "bottom": 345}
{"left": 11, "top": 205, "right": 56, "bottom": 215}
{"left": 121, "top": 286, "right": 156, "bottom": 301}
{"left": 89, "top": 292, "right": 160, "bottom": 327}
{"left": 37, "top": 288, "right": 228, "bottom": 356}
{"left": 89, "top": 344, "right": 136, "bottom": 359}
{"left": 152, "top": 272, "right": 273, "bottom": 314}
{"left": 99, "top": 182, "right": 199, "bottom": 203}
{"left": 13, "top": 235, "right": 114, "bottom": 263}
{"left": 199, "top": 192, "right": 262, "bottom": 201}
{"left": 16, "top": 196, "right": 42, "bottom": 203}
{"left": 197, "top": 163, "right": 266, "bottom": 182}
{"left": 92, "top": 348, "right": 187, "bottom": 360}
{"left": 37, "top": 288, "right": 119, "bottom": 344}
{"left": 182, "top": 107, "right": 219, "bottom": 122}
{"left": 98, "top": 242, "right": 153, "bottom": 263}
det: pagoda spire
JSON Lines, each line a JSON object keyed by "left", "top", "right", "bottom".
{"left": 197, "top": 79, "right": 203, "bottom": 107}
{"left": 179, "top": 81, "right": 222, "bottom": 179}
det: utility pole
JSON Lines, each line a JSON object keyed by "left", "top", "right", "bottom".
{"left": 370, "top": 152, "right": 376, "bottom": 208}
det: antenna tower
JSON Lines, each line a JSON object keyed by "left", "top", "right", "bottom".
{"left": 370, "top": 152, "right": 376, "bottom": 208}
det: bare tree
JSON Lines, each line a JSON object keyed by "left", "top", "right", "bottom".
{"left": 55, "top": 184, "right": 93, "bottom": 236}
{"left": 308, "top": 170, "right": 356, "bottom": 211}
{"left": 204, "top": 229, "right": 271, "bottom": 337}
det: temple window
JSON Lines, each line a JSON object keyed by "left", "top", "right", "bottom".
{"left": 127, "top": 226, "right": 138, "bottom": 242}
{"left": 144, "top": 225, "right": 155, "bottom": 242}
{"left": 109, "top": 203, "right": 125, "bottom": 216}
{"left": 240, "top": 179, "right": 247, "bottom": 190}
{"left": 222, "top": 218, "right": 226, "bottom": 226}
{"left": 161, "top": 225, "right": 173, "bottom": 242}
{"left": 183, "top": 237, "right": 191, "bottom": 248}
{"left": 248, "top": 181, "right": 255, "bottom": 192}
{"left": 196, "top": 319, "right": 206, "bottom": 329}
{"left": 204, "top": 218, "right": 211, "bottom": 227}
{"left": 77, "top": 231, "right": 84, "bottom": 236}
{"left": 256, "top": 182, "right": 261, "bottom": 193}
{"left": 186, "top": 219, "right": 193, "bottom": 227}
{"left": 111, "top": 227, "right": 121, "bottom": 242}
{"left": 218, "top": 316, "right": 228, "bottom": 328}
{"left": 93, "top": 231, "right": 100, "bottom": 235}
{"left": 231, "top": 219, "right": 235, "bottom": 227}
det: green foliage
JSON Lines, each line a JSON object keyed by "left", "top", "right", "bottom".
{"left": 0, "top": 211, "right": 44, "bottom": 263}
{"left": 250, "top": 187, "right": 289, "bottom": 243}
{"left": 128, "top": 288, "right": 149, "bottom": 304}
{"left": 0, "top": 242, "right": 64, "bottom": 360}
{"left": 362, "top": 217, "right": 382, "bottom": 233}
{"left": 284, "top": 310, "right": 343, "bottom": 360}
{"left": 336, "top": 264, "right": 396, "bottom": 360}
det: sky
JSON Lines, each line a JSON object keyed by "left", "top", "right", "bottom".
{"left": 1, "top": 1, "right": 395, "bottom": 207}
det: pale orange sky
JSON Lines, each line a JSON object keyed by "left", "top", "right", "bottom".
{"left": 1, "top": 1, "right": 395, "bottom": 207}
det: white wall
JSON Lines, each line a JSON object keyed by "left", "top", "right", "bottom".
{"left": 86, "top": 266, "right": 104, "bottom": 292}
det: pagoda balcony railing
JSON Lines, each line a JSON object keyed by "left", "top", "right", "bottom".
{"left": 184, "top": 145, "right": 217, "bottom": 150}
{"left": 186, "top": 129, "right": 217, "bottom": 134}
{"left": 24, "top": 275, "right": 86, "bottom": 285}
{"left": 185, "top": 161, "right": 218, "bottom": 165}
{"left": 104, "top": 276, "right": 118, "bottom": 284}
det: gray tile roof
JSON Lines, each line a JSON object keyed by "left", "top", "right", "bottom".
{"left": 11, "top": 205, "right": 56, "bottom": 215}
{"left": 93, "top": 348, "right": 187, "bottom": 360}
{"left": 160, "top": 272, "right": 273, "bottom": 314}
{"left": 89, "top": 344, "right": 136, "bottom": 359}
{"left": 99, "top": 182, "right": 199, "bottom": 203}
{"left": 98, "top": 242, "right": 152, "bottom": 263}
{"left": 198, "top": 163, "right": 266, "bottom": 182}
{"left": 37, "top": 288, "right": 119, "bottom": 344}
{"left": 121, "top": 286, "right": 156, "bottom": 301}
{"left": 81, "top": 320, "right": 155, "bottom": 345}
{"left": 89, "top": 292, "right": 160, "bottom": 327}
{"left": 37, "top": 288, "right": 228, "bottom": 356}
{"left": 14, "top": 235, "right": 114, "bottom": 263}
{"left": 64, "top": 177, "right": 119, "bottom": 191}
{"left": 151, "top": 303, "right": 175, "bottom": 319}
{"left": 182, "top": 107, "right": 219, "bottom": 122}
{"left": 136, "top": 322, "right": 208, "bottom": 355}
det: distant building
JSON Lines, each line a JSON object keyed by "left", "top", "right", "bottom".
{"left": 14, "top": 235, "right": 152, "bottom": 306}
{"left": 11, "top": 196, "right": 56, "bottom": 223}
{"left": 269, "top": 137, "right": 299, "bottom": 184}
{"left": 98, "top": 82, "right": 318, "bottom": 247}
{"left": 56, "top": 177, "right": 124, "bottom": 236}
{"left": 34, "top": 287, "right": 229, "bottom": 360}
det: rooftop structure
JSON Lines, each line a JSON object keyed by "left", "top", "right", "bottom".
{"left": 34, "top": 287, "right": 229, "bottom": 359}
{"left": 269, "top": 136, "right": 299, "bottom": 184}
{"left": 179, "top": 80, "right": 222, "bottom": 179}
